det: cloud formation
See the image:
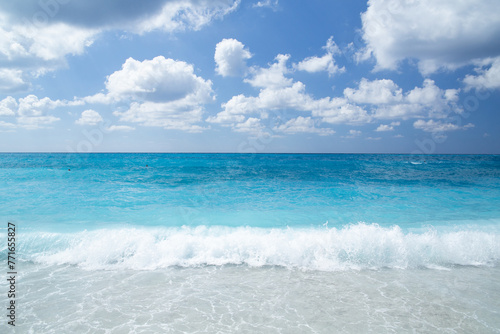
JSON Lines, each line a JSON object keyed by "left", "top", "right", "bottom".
{"left": 84, "top": 56, "right": 214, "bottom": 132}
{"left": 245, "top": 54, "right": 293, "bottom": 89}
{"left": 464, "top": 57, "right": 500, "bottom": 91}
{"left": 0, "top": 0, "right": 240, "bottom": 93}
{"left": 295, "top": 37, "right": 344, "bottom": 76}
{"left": 375, "top": 122, "right": 399, "bottom": 132}
{"left": 274, "top": 116, "right": 335, "bottom": 136}
{"left": 360, "top": 0, "right": 500, "bottom": 74}
{"left": 211, "top": 68, "right": 462, "bottom": 135}
{"left": 413, "top": 119, "right": 474, "bottom": 133}
{"left": 103, "top": 56, "right": 213, "bottom": 104}
{"left": 215, "top": 38, "right": 252, "bottom": 77}
{"left": 75, "top": 110, "right": 103, "bottom": 126}
{"left": 0, "top": 95, "right": 82, "bottom": 129}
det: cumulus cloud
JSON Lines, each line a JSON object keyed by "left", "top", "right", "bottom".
{"left": 345, "top": 78, "right": 461, "bottom": 120}
{"left": 295, "top": 37, "right": 344, "bottom": 76}
{"left": 214, "top": 38, "right": 252, "bottom": 77}
{"left": 209, "top": 79, "right": 371, "bottom": 131}
{"left": 106, "top": 125, "right": 135, "bottom": 132}
{"left": 0, "top": 69, "right": 30, "bottom": 93}
{"left": 75, "top": 110, "right": 103, "bottom": 126}
{"left": 233, "top": 117, "right": 266, "bottom": 135}
{"left": 208, "top": 82, "right": 311, "bottom": 124}
{"left": 0, "top": 21, "right": 98, "bottom": 93}
{"left": 375, "top": 122, "right": 399, "bottom": 132}
{"left": 274, "top": 116, "right": 335, "bottom": 136}
{"left": 311, "top": 99, "right": 371, "bottom": 125}
{"left": 213, "top": 75, "right": 461, "bottom": 133}
{"left": 463, "top": 57, "right": 500, "bottom": 91}
{"left": 0, "top": 97, "right": 17, "bottom": 116}
{"left": 360, "top": 0, "right": 500, "bottom": 74}
{"left": 102, "top": 56, "right": 214, "bottom": 103}
{"left": 0, "top": 0, "right": 239, "bottom": 92}
{"left": 2, "top": 0, "right": 239, "bottom": 34}
{"left": 86, "top": 56, "right": 214, "bottom": 132}
{"left": 133, "top": 0, "right": 240, "bottom": 33}
{"left": 16, "top": 95, "right": 64, "bottom": 129}
{"left": 413, "top": 119, "right": 474, "bottom": 132}
{"left": 343, "top": 129, "right": 362, "bottom": 138}
{"left": 113, "top": 101, "right": 207, "bottom": 132}
{"left": 0, "top": 94, "right": 82, "bottom": 129}
{"left": 244, "top": 54, "right": 293, "bottom": 89}
{"left": 344, "top": 79, "right": 402, "bottom": 104}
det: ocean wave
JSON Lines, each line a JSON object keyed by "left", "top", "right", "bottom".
{"left": 10, "top": 223, "right": 500, "bottom": 271}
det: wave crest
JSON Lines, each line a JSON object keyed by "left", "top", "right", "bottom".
{"left": 16, "top": 223, "right": 500, "bottom": 271}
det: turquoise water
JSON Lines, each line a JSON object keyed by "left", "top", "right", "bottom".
{"left": 1, "top": 153, "right": 500, "bottom": 332}
{"left": 2, "top": 153, "right": 500, "bottom": 230}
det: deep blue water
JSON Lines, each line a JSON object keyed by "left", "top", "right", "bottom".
{"left": 1, "top": 153, "right": 499, "bottom": 231}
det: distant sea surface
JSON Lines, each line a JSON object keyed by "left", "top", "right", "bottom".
{"left": 1, "top": 153, "right": 499, "bottom": 333}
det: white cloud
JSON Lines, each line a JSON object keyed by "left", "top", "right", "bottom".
{"left": 17, "top": 95, "right": 82, "bottom": 117}
{"left": 463, "top": 57, "right": 500, "bottom": 91}
{"left": 135, "top": 0, "right": 240, "bottom": 33}
{"left": 245, "top": 54, "right": 293, "bottom": 89}
{"left": 233, "top": 117, "right": 266, "bottom": 135}
{"left": 83, "top": 93, "right": 114, "bottom": 105}
{"left": 295, "top": 37, "right": 344, "bottom": 76}
{"left": 344, "top": 79, "right": 402, "bottom": 104}
{"left": 342, "top": 129, "right": 362, "bottom": 139}
{"left": 17, "top": 115, "right": 60, "bottom": 129}
{"left": 0, "top": 94, "right": 82, "bottom": 129}
{"left": 106, "top": 125, "right": 135, "bottom": 132}
{"left": 413, "top": 119, "right": 474, "bottom": 132}
{"left": 375, "top": 124, "right": 393, "bottom": 132}
{"left": 253, "top": 0, "right": 279, "bottom": 9}
{"left": 104, "top": 56, "right": 213, "bottom": 103}
{"left": 205, "top": 95, "right": 247, "bottom": 124}
{"left": 1, "top": 0, "right": 239, "bottom": 32}
{"left": 375, "top": 121, "right": 399, "bottom": 132}
{"left": 16, "top": 95, "right": 65, "bottom": 129}
{"left": 211, "top": 80, "right": 372, "bottom": 127}
{"left": 89, "top": 56, "right": 214, "bottom": 132}
{"left": 0, "top": 121, "right": 16, "bottom": 130}
{"left": 0, "top": 96, "right": 17, "bottom": 116}
{"left": 214, "top": 38, "right": 252, "bottom": 77}
{"left": 0, "top": 69, "right": 29, "bottom": 93}
{"left": 345, "top": 78, "right": 461, "bottom": 120}
{"left": 360, "top": 0, "right": 500, "bottom": 74}
{"left": 274, "top": 116, "right": 334, "bottom": 136}
{"left": 75, "top": 110, "right": 103, "bottom": 126}
{"left": 0, "top": 1, "right": 239, "bottom": 91}
{"left": 214, "top": 54, "right": 462, "bottom": 135}
{"left": 114, "top": 101, "right": 206, "bottom": 133}
{"left": 208, "top": 81, "right": 308, "bottom": 124}
{"left": 25, "top": 23, "right": 97, "bottom": 61}
{"left": 0, "top": 22, "right": 97, "bottom": 92}
{"left": 311, "top": 98, "right": 371, "bottom": 125}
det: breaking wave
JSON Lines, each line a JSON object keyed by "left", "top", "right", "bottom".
{"left": 10, "top": 223, "right": 500, "bottom": 271}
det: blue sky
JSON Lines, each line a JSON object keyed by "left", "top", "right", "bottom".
{"left": 1, "top": 0, "right": 499, "bottom": 153}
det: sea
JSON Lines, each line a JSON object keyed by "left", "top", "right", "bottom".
{"left": 0, "top": 153, "right": 499, "bottom": 333}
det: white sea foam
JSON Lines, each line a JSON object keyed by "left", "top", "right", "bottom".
{"left": 19, "top": 223, "right": 500, "bottom": 271}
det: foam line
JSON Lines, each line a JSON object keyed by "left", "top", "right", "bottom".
{"left": 13, "top": 223, "right": 500, "bottom": 271}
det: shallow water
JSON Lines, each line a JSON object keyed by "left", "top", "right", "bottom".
{"left": 9, "top": 264, "right": 500, "bottom": 333}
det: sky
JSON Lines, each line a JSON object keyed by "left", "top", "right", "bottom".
{"left": 0, "top": 0, "right": 499, "bottom": 153}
